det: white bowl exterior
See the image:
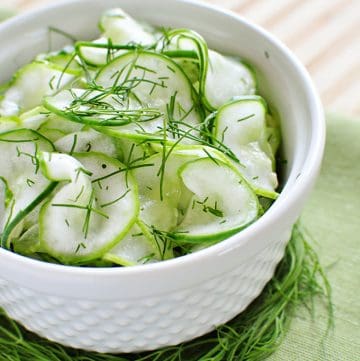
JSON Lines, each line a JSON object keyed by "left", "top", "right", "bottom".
{"left": 0, "top": 0, "right": 325, "bottom": 352}
{"left": 0, "top": 235, "right": 288, "bottom": 352}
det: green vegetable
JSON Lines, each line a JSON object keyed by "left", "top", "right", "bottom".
{"left": 0, "top": 8, "right": 281, "bottom": 265}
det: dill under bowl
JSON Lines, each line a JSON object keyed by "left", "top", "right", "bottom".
{"left": 0, "top": 0, "right": 325, "bottom": 353}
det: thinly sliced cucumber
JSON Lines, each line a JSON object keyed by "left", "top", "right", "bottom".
{"left": 115, "top": 137, "right": 153, "bottom": 164}
{"left": 19, "top": 106, "right": 49, "bottom": 130}
{"left": 54, "top": 129, "right": 121, "bottom": 159}
{"left": 94, "top": 51, "right": 202, "bottom": 142}
{"left": 158, "top": 30, "right": 256, "bottom": 110}
{"left": 158, "top": 32, "right": 200, "bottom": 85}
{"left": 203, "top": 50, "right": 256, "bottom": 110}
{"left": 173, "top": 158, "right": 259, "bottom": 242}
{"left": 132, "top": 153, "right": 183, "bottom": 232}
{"left": 19, "top": 106, "right": 83, "bottom": 142}
{"left": 0, "top": 62, "right": 77, "bottom": 116}
{"left": 43, "top": 88, "right": 164, "bottom": 127}
{"left": 103, "top": 221, "right": 166, "bottom": 266}
{"left": 213, "top": 97, "right": 278, "bottom": 197}
{"left": 77, "top": 8, "right": 155, "bottom": 66}
{"left": 99, "top": 8, "right": 155, "bottom": 43}
{"left": 158, "top": 29, "right": 208, "bottom": 101}
{"left": 45, "top": 51, "right": 202, "bottom": 143}
{"left": 132, "top": 145, "right": 228, "bottom": 231}
{"left": 265, "top": 114, "right": 281, "bottom": 158}
{"left": 0, "top": 116, "right": 20, "bottom": 133}
{"left": 13, "top": 224, "right": 40, "bottom": 255}
{"left": 37, "top": 113, "right": 83, "bottom": 142}
{"left": 0, "top": 129, "right": 56, "bottom": 248}
{"left": 39, "top": 152, "right": 138, "bottom": 263}
{"left": 36, "top": 47, "right": 81, "bottom": 73}
{"left": 150, "top": 143, "right": 230, "bottom": 165}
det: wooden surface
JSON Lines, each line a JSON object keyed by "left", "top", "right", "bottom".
{"left": 2, "top": 0, "right": 359, "bottom": 117}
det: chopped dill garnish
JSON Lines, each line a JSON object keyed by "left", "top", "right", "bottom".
{"left": 85, "top": 142, "right": 92, "bottom": 152}
{"left": 26, "top": 178, "right": 35, "bottom": 187}
{"left": 100, "top": 188, "right": 131, "bottom": 208}
{"left": 137, "top": 252, "right": 156, "bottom": 263}
{"left": 75, "top": 167, "right": 93, "bottom": 181}
{"left": 132, "top": 232, "right": 144, "bottom": 237}
{"left": 48, "top": 75, "right": 56, "bottom": 90}
{"left": 237, "top": 113, "right": 255, "bottom": 122}
{"left": 69, "top": 134, "right": 78, "bottom": 155}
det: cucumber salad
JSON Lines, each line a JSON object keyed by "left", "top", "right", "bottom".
{"left": 0, "top": 9, "right": 280, "bottom": 266}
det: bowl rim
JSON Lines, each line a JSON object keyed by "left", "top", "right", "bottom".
{"left": 0, "top": 0, "right": 325, "bottom": 277}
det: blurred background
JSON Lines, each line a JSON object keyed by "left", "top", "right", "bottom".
{"left": 0, "top": 0, "right": 359, "bottom": 117}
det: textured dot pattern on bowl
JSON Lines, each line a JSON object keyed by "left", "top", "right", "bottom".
{"left": 0, "top": 236, "right": 287, "bottom": 352}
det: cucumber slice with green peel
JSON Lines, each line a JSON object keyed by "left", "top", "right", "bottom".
{"left": 132, "top": 145, "right": 228, "bottom": 231}
{"left": 115, "top": 137, "right": 153, "bottom": 164}
{"left": 19, "top": 106, "right": 49, "bottom": 130}
{"left": 150, "top": 143, "right": 231, "bottom": 165}
{"left": 45, "top": 51, "right": 202, "bottom": 143}
{"left": 132, "top": 153, "right": 183, "bottom": 231}
{"left": 0, "top": 129, "right": 57, "bottom": 248}
{"left": 0, "top": 62, "right": 78, "bottom": 116}
{"left": 44, "top": 88, "right": 165, "bottom": 127}
{"left": 36, "top": 47, "right": 82, "bottom": 73}
{"left": 54, "top": 129, "right": 121, "bottom": 159}
{"left": 213, "top": 97, "right": 278, "bottom": 197}
{"left": 39, "top": 152, "right": 138, "bottom": 263}
{"left": 37, "top": 113, "right": 83, "bottom": 142}
{"left": 93, "top": 51, "right": 202, "bottom": 142}
{"left": 265, "top": 113, "right": 281, "bottom": 159}
{"left": 77, "top": 8, "right": 155, "bottom": 66}
{"left": 13, "top": 224, "right": 40, "bottom": 255}
{"left": 103, "top": 220, "right": 172, "bottom": 266}
{"left": 99, "top": 8, "right": 155, "bottom": 44}
{"left": 158, "top": 33, "right": 201, "bottom": 85}
{"left": 0, "top": 116, "right": 20, "bottom": 133}
{"left": 203, "top": 50, "right": 256, "bottom": 110}
{"left": 172, "top": 158, "right": 259, "bottom": 243}
{"left": 18, "top": 106, "right": 83, "bottom": 141}
{"left": 158, "top": 30, "right": 256, "bottom": 111}
{"left": 77, "top": 38, "right": 125, "bottom": 67}
{"left": 132, "top": 151, "right": 200, "bottom": 231}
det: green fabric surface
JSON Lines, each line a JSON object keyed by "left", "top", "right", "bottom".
{"left": 0, "top": 7, "right": 15, "bottom": 22}
{"left": 269, "top": 114, "right": 360, "bottom": 360}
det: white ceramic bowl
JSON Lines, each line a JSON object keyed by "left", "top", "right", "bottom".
{"left": 0, "top": 0, "right": 325, "bottom": 353}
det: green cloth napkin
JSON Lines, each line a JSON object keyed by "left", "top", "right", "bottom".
{"left": 269, "top": 114, "right": 360, "bottom": 360}
{"left": 0, "top": 7, "right": 15, "bottom": 22}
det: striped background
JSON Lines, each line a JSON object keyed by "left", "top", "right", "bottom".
{"left": 2, "top": 0, "right": 359, "bottom": 117}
